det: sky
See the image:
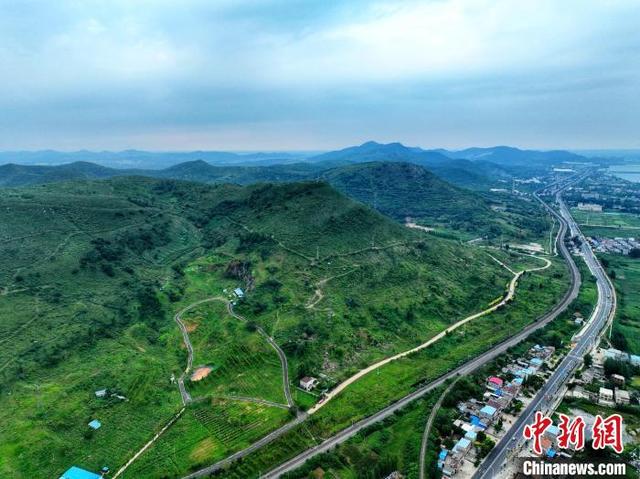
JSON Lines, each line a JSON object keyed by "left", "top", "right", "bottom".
{"left": 1, "top": 0, "right": 639, "bottom": 151}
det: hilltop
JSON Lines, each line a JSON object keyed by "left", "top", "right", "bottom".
{"left": 319, "top": 161, "right": 491, "bottom": 228}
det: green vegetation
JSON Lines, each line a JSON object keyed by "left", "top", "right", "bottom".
{"left": 571, "top": 208, "right": 640, "bottom": 229}
{"left": 1, "top": 176, "right": 540, "bottom": 478}
{"left": 122, "top": 399, "right": 291, "bottom": 478}
{"left": 599, "top": 254, "right": 640, "bottom": 354}
{"left": 320, "top": 161, "right": 551, "bottom": 241}
{"left": 280, "top": 389, "right": 442, "bottom": 479}
{"left": 581, "top": 226, "right": 639, "bottom": 239}
{"left": 214, "top": 254, "right": 570, "bottom": 478}
{"left": 179, "top": 299, "right": 286, "bottom": 404}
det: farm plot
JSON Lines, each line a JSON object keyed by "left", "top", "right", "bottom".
{"left": 180, "top": 302, "right": 287, "bottom": 405}
{"left": 122, "top": 398, "right": 291, "bottom": 478}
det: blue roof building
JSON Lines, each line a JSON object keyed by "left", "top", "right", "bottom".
{"left": 59, "top": 466, "right": 102, "bottom": 479}
{"left": 530, "top": 358, "right": 543, "bottom": 367}
{"left": 88, "top": 419, "right": 101, "bottom": 430}
{"left": 465, "top": 430, "right": 477, "bottom": 441}
{"left": 454, "top": 437, "right": 471, "bottom": 452}
{"left": 513, "top": 377, "right": 524, "bottom": 385}
{"left": 437, "top": 449, "right": 448, "bottom": 469}
{"left": 234, "top": 288, "right": 244, "bottom": 298}
{"left": 470, "top": 415, "right": 487, "bottom": 429}
{"left": 479, "top": 405, "right": 497, "bottom": 417}
{"left": 546, "top": 448, "right": 556, "bottom": 458}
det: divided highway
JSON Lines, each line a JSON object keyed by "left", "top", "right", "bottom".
{"left": 473, "top": 180, "right": 617, "bottom": 478}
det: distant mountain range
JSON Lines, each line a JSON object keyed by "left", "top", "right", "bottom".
{"left": 0, "top": 141, "right": 604, "bottom": 169}
{"left": 0, "top": 149, "right": 314, "bottom": 169}
{"left": 0, "top": 141, "right": 606, "bottom": 191}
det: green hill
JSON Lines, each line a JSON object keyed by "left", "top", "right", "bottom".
{"left": 0, "top": 177, "right": 514, "bottom": 478}
{"left": 318, "top": 161, "right": 549, "bottom": 241}
{"left": 319, "top": 161, "right": 491, "bottom": 226}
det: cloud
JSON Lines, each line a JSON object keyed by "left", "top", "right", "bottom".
{"left": 0, "top": 0, "right": 639, "bottom": 149}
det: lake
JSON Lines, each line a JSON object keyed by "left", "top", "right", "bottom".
{"left": 608, "top": 165, "right": 640, "bottom": 183}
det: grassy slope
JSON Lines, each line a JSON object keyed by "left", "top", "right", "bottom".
{"left": 0, "top": 177, "right": 514, "bottom": 478}
{"left": 280, "top": 260, "right": 600, "bottom": 479}
{"left": 602, "top": 254, "right": 640, "bottom": 354}
{"left": 215, "top": 254, "right": 571, "bottom": 478}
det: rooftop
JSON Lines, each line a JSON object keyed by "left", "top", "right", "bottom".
{"left": 88, "top": 419, "right": 101, "bottom": 430}
{"left": 480, "top": 405, "right": 497, "bottom": 416}
{"left": 455, "top": 438, "right": 471, "bottom": 450}
{"left": 59, "top": 466, "right": 102, "bottom": 479}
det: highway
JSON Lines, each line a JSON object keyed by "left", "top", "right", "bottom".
{"left": 473, "top": 177, "right": 617, "bottom": 478}
{"left": 254, "top": 195, "right": 582, "bottom": 478}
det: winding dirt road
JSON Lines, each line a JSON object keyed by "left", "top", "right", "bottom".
{"left": 226, "top": 301, "right": 294, "bottom": 408}
{"left": 174, "top": 296, "right": 293, "bottom": 408}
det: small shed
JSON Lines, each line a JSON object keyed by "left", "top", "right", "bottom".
{"left": 94, "top": 389, "right": 107, "bottom": 398}
{"left": 234, "top": 288, "right": 244, "bottom": 298}
{"left": 88, "top": 419, "right": 102, "bottom": 430}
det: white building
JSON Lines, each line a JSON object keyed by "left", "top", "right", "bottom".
{"left": 599, "top": 387, "right": 614, "bottom": 406}
{"left": 299, "top": 376, "right": 319, "bottom": 391}
{"left": 577, "top": 202, "right": 603, "bottom": 212}
{"left": 615, "top": 389, "right": 630, "bottom": 405}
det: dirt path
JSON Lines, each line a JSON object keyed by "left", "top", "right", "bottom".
{"left": 174, "top": 297, "right": 227, "bottom": 405}
{"left": 419, "top": 378, "right": 460, "bottom": 479}
{"left": 307, "top": 252, "right": 552, "bottom": 415}
{"left": 305, "top": 267, "right": 360, "bottom": 310}
{"left": 226, "top": 302, "right": 294, "bottom": 408}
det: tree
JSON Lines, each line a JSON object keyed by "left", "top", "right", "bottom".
{"left": 584, "top": 353, "right": 593, "bottom": 368}
{"left": 629, "top": 248, "right": 640, "bottom": 258}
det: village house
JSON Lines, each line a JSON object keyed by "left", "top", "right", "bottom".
{"left": 611, "top": 374, "right": 625, "bottom": 386}
{"left": 299, "top": 376, "right": 319, "bottom": 391}
{"left": 479, "top": 405, "right": 497, "bottom": 423}
{"left": 615, "top": 389, "right": 630, "bottom": 405}
{"left": 599, "top": 387, "right": 614, "bottom": 406}
{"left": 487, "top": 376, "right": 503, "bottom": 390}
{"left": 529, "top": 357, "right": 544, "bottom": 370}
{"left": 442, "top": 451, "right": 464, "bottom": 477}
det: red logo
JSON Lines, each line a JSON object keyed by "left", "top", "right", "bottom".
{"left": 592, "top": 414, "right": 623, "bottom": 454}
{"left": 523, "top": 411, "right": 553, "bottom": 455}
{"left": 557, "top": 413, "right": 586, "bottom": 450}
{"left": 523, "top": 412, "right": 623, "bottom": 454}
